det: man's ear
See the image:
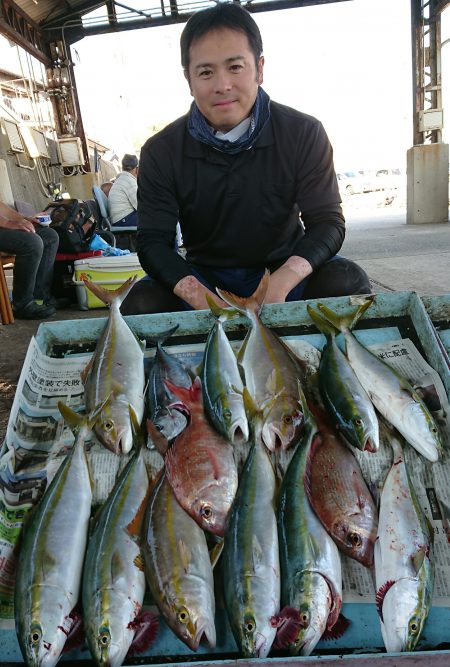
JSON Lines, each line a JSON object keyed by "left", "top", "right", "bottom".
{"left": 257, "top": 56, "right": 264, "bottom": 85}
{"left": 183, "top": 68, "right": 193, "bottom": 95}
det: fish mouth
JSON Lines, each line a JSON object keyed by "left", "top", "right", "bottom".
{"left": 114, "top": 427, "right": 132, "bottom": 454}
{"left": 364, "top": 435, "right": 378, "bottom": 453}
{"left": 261, "top": 423, "right": 290, "bottom": 451}
{"left": 229, "top": 418, "right": 249, "bottom": 444}
{"left": 253, "top": 631, "right": 269, "bottom": 657}
{"left": 187, "top": 620, "right": 216, "bottom": 651}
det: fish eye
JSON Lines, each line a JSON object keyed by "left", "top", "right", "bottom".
{"left": 283, "top": 414, "right": 293, "bottom": 425}
{"left": 223, "top": 408, "right": 232, "bottom": 419}
{"left": 99, "top": 632, "right": 110, "bottom": 646}
{"left": 245, "top": 619, "right": 255, "bottom": 633}
{"left": 200, "top": 503, "right": 213, "bottom": 519}
{"left": 354, "top": 417, "right": 364, "bottom": 427}
{"left": 103, "top": 420, "right": 114, "bottom": 432}
{"left": 29, "top": 629, "right": 42, "bottom": 645}
{"left": 300, "top": 611, "right": 310, "bottom": 626}
{"left": 348, "top": 532, "right": 362, "bottom": 547}
{"left": 409, "top": 618, "right": 420, "bottom": 634}
{"left": 177, "top": 608, "right": 190, "bottom": 624}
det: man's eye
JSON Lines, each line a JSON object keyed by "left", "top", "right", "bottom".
{"left": 199, "top": 70, "right": 212, "bottom": 77}
{"left": 230, "top": 64, "right": 243, "bottom": 72}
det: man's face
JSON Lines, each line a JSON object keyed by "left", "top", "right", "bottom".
{"left": 185, "top": 28, "right": 264, "bottom": 133}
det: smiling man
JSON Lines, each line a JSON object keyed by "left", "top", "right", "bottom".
{"left": 123, "top": 2, "right": 370, "bottom": 314}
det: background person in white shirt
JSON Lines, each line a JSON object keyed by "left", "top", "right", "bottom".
{"left": 109, "top": 154, "right": 138, "bottom": 226}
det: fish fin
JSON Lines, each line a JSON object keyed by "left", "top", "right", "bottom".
{"left": 126, "top": 488, "right": 150, "bottom": 540}
{"left": 147, "top": 419, "right": 170, "bottom": 455}
{"left": 111, "top": 550, "right": 125, "bottom": 583}
{"left": 177, "top": 539, "right": 192, "bottom": 572}
{"left": 205, "top": 293, "right": 240, "bottom": 321}
{"left": 304, "top": 431, "right": 323, "bottom": 503}
{"left": 251, "top": 534, "right": 264, "bottom": 572}
{"left": 271, "top": 607, "right": 303, "bottom": 649}
{"left": 80, "top": 355, "right": 94, "bottom": 384}
{"left": 133, "top": 553, "right": 145, "bottom": 572}
{"left": 62, "top": 605, "right": 84, "bottom": 653}
{"left": 209, "top": 539, "right": 224, "bottom": 569}
{"left": 147, "top": 324, "right": 179, "bottom": 347}
{"left": 305, "top": 533, "right": 321, "bottom": 562}
{"left": 307, "top": 304, "right": 337, "bottom": 338}
{"left": 411, "top": 547, "right": 427, "bottom": 575}
{"left": 58, "top": 402, "right": 86, "bottom": 431}
{"left": 243, "top": 386, "right": 258, "bottom": 419}
{"left": 317, "top": 296, "right": 375, "bottom": 332}
{"left": 164, "top": 375, "right": 201, "bottom": 406}
{"left": 376, "top": 580, "right": 395, "bottom": 621}
{"left": 111, "top": 379, "right": 125, "bottom": 396}
{"left": 217, "top": 269, "right": 270, "bottom": 316}
{"left": 41, "top": 549, "right": 57, "bottom": 578}
{"left": 83, "top": 275, "right": 138, "bottom": 308}
{"left": 129, "top": 405, "right": 144, "bottom": 450}
{"left": 322, "top": 614, "right": 350, "bottom": 640}
{"left": 126, "top": 611, "right": 160, "bottom": 656}
{"left": 265, "top": 368, "right": 279, "bottom": 395}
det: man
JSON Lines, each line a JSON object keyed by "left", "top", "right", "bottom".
{"left": 100, "top": 181, "right": 113, "bottom": 198}
{"left": 122, "top": 3, "right": 370, "bottom": 315}
{"left": 108, "top": 154, "right": 138, "bottom": 226}
{"left": 0, "top": 202, "right": 57, "bottom": 319}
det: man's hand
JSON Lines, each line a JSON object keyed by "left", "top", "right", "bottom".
{"left": 174, "top": 275, "right": 228, "bottom": 310}
{"left": 0, "top": 217, "right": 36, "bottom": 233}
{"left": 265, "top": 256, "right": 313, "bottom": 304}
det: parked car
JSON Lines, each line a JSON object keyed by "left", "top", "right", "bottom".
{"left": 336, "top": 171, "right": 367, "bottom": 196}
{"left": 363, "top": 168, "right": 403, "bottom": 192}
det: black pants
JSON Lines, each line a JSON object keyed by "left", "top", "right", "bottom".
{"left": 121, "top": 257, "right": 371, "bottom": 316}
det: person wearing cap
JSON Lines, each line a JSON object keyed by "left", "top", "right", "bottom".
{"left": 108, "top": 154, "right": 139, "bottom": 227}
{"left": 123, "top": 3, "right": 370, "bottom": 315}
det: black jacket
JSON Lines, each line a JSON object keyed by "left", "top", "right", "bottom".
{"left": 137, "top": 98, "right": 345, "bottom": 290}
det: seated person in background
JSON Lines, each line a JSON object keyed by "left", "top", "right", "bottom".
{"left": 100, "top": 181, "right": 113, "bottom": 198}
{"left": 0, "top": 201, "right": 58, "bottom": 319}
{"left": 108, "top": 154, "right": 138, "bottom": 226}
{"left": 122, "top": 4, "right": 370, "bottom": 316}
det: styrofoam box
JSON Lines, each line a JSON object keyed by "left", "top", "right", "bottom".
{"left": 72, "top": 253, "right": 146, "bottom": 309}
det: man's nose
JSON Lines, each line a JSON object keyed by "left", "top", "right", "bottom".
{"left": 214, "top": 69, "right": 232, "bottom": 92}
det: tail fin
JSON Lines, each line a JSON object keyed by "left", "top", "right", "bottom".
{"left": 307, "top": 304, "right": 339, "bottom": 338}
{"left": 216, "top": 269, "right": 270, "bottom": 317}
{"left": 83, "top": 275, "right": 138, "bottom": 308}
{"left": 58, "top": 395, "right": 110, "bottom": 433}
{"left": 147, "top": 324, "right": 179, "bottom": 348}
{"left": 164, "top": 375, "right": 202, "bottom": 407}
{"left": 205, "top": 293, "right": 240, "bottom": 322}
{"left": 317, "top": 296, "right": 375, "bottom": 332}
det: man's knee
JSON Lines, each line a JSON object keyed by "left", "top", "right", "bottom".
{"left": 303, "top": 258, "right": 371, "bottom": 300}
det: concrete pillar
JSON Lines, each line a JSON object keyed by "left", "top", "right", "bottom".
{"left": 407, "top": 143, "right": 449, "bottom": 224}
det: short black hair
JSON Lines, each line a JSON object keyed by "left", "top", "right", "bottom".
{"left": 122, "top": 153, "right": 139, "bottom": 171}
{"left": 180, "top": 3, "right": 263, "bottom": 70}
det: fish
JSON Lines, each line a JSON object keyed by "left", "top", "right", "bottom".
{"left": 201, "top": 295, "right": 248, "bottom": 443}
{"left": 307, "top": 304, "right": 379, "bottom": 453}
{"left": 146, "top": 324, "right": 191, "bottom": 444}
{"left": 273, "top": 384, "right": 345, "bottom": 656}
{"left": 82, "top": 407, "right": 157, "bottom": 667}
{"left": 82, "top": 277, "right": 146, "bottom": 455}
{"left": 142, "top": 470, "right": 216, "bottom": 651}
{"left": 14, "top": 401, "right": 100, "bottom": 667}
{"left": 306, "top": 403, "right": 378, "bottom": 567}
{"left": 217, "top": 270, "right": 305, "bottom": 451}
{"left": 222, "top": 389, "right": 280, "bottom": 658}
{"left": 317, "top": 299, "right": 443, "bottom": 463}
{"left": 162, "top": 376, "right": 238, "bottom": 536}
{"left": 374, "top": 432, "right": 434, "bottom": 652}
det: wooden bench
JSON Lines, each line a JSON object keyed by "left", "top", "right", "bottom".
{"left": 0, "top": 254, "right": 15, "bottom": 325}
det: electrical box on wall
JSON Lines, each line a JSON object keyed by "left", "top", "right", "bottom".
{"left": 2, "top": 119, "right": 25, "bottom": 153}
{"left": 57, "top": 137, "right": 85, "bottom": 167}
{"left": 19, "top": 126, "right": 50, "bottom": 159}
{"left": 418, "top": 108, "right": 444, "bottom": 132}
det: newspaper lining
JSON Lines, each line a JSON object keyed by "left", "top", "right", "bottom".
{"left": 0, "top": 333, "right": 449, "bottom": 628}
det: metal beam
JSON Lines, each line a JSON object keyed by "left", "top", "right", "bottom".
{"left": 55, "top": 0, "right": 352, "bottom": 44}
{"left": 0, "top": 0, "right": 50, "bottom": 64}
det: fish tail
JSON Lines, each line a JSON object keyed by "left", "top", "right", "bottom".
{"left": 83, "top": 275, "right": 138, "bottom": 308}
{"left": 129, "top": 405, "right": 145, "bottom": 450}
{"left": 164, "top": 375, "right": 202, "bottom": 405}
{"left": 147, "top": 324, "right": 179, "bottom": 347}
{"left": 216, "top": 269, "right": 270, "bottom": 316}
{"left": 317, "top": 296, "right": 375, "bottom": 332}
{"left": 307, "top": 304, "right": 338, "bottom": 338}
{"left": 58, "top": 395, "right": 110, "bottom": 433}
{"left": 205, "top": 293, "right": 240, "bottom": 322}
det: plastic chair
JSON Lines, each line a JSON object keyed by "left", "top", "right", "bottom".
{"left": 0, "top": 255, "right": 15, "bottom": 324}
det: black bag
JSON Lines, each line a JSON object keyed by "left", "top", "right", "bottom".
{"left": 46, "top": 199, "right": 97, "bottom": 253}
